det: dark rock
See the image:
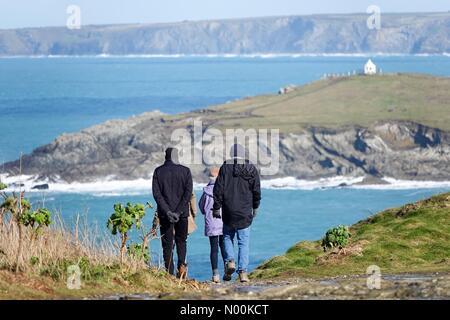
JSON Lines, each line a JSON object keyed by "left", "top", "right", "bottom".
{"left": 7, "top": 183, "right": 25, "bottom": 188}
{"left": 354, "top": 176, "right": 390, "bottom": 186}
{"left": 32, "top": 184, "right": 49, "bottom": 190}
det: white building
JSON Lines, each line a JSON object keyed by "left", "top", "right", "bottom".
{"left": 364, "top": 59, "right": 377, "bottom": 75}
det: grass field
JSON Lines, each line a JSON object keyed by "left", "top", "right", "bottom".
{"left": 253, "top": 192, "right": 450, "bottom": 279}
{"left": 175, "top": 74, "right": 450, "bottom": 133}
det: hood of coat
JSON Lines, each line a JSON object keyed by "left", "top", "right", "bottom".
{"left": 227, "top": 143, "right": 257, "bottom": 180}
{"left": 232, "top": 161, "right": 257, "bottom": 181}
{"left": 203, "top": 181, "right": 215, "bottom": 197}
{"left": 230, "top": 143, "right": 246, "bottom": 159}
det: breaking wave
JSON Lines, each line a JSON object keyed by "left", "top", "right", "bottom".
{"left": 1, "top": 174, "right": 449, "bottom": 196}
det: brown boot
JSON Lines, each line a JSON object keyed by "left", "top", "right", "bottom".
{"left": 239, "top": 271, "right": 250, "bottom": 283}
{"left": 177, "top": 264, "right": 188, "bottom": 280}
{"left": 223, "top": 260, "right": 236, "bottom": 281}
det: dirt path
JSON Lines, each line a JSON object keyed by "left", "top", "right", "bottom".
{"left": 101, "top": 272, "right": 450, "bottom": 300}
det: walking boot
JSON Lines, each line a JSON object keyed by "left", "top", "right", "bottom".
{"left": 177, "top": 264, "right": 188, "bottom": 280}
{"left": 223, "top": 260, "right": 236, "bottom": 281}
{"left": 212, "top": 270, "right": 221, "bottom": 283}
{"left": 239, "top": 271, "right": 250, "bottom": 283}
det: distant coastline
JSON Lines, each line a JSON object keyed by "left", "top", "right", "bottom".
{"left": 1, "top": 13, "right": 450, "bottom": 56}
{"left": 1, "top": 53, "right": 450, "bottom": 59}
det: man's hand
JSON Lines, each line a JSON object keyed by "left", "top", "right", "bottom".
{"left": 252, "top": 208, "right": 258, "bottom": 218}
{"left": 166, "top": 211, "right": 180, "bottom": 224}
{"left": 212, "top": 209, "right": 221, "bottom": 219}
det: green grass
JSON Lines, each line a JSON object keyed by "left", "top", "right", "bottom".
{"left": 252, "top": 192, "right": 450, "bottom": 279}
{"left": 165, "top": 74, "right": 450, "bottom": 133}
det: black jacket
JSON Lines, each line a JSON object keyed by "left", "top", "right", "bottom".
{"left": 213, "top": 159, "right": 261, "bottom": 229}
{"left": 152, "top": 160, "right": 193, "bottom": 220}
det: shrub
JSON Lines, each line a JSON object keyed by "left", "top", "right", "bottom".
{"left": 1, "top": 189, "right": 52, "bottom": 271}
{"left": 321, "top": 225, "right": 351, "bottom": 251}
{"left": 20, "top": 208, "right": 52, "bottom": 232}
{"left": 127, "top": 243, "right": 150, "bottom": 264}
{"left": 107, "top": 202, "right": 152, "bottom": 264}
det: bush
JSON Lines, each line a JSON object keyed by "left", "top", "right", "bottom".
{"left": 107, "top": 202, "right": 151, "bottom": 264}
{"left": 127, "top": 243, "right": 150, "bottom": 264}
{"left": 1, "top": 190, "right": 52, "bottom": 271}
{"left": 321, "top": 225, "right": 351, "bottom": 251}
{"left": 20, "top": 208, "right": 52, "bottom": 231}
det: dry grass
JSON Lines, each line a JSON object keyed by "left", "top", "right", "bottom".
{"left": 1, "top": 213, "right": 113, "bottom": 270}
{"left": 0, "top": 210, "right": 208, "bottom": 299}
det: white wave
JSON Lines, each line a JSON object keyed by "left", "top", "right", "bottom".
{"left": 0, "top": 174, "right": 151, "bottom": 195}
{"left": 0, "top": 174, "right": 207, "bottom": 196}
{"left": 352, "top": 177, "right": 450, "bottom": 190}
{"left": 261, "top": 176, "right": 365, "bottom": 190}
{"left": 1, "top": 174, "right": 449, "bottom": 195}
{"left": 263, "top": 176, "right": 450, "bottom": 190}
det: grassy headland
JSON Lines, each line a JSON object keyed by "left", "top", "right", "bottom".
{"left": 253, "top": 192, "right": 450, "bottom": 279}
{"left": 182, "top": 74, "right": 450, "bottom": 133}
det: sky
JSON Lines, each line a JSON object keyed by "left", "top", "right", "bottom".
{"left": 0, "top": 0, "right": 449, "bottom": 29}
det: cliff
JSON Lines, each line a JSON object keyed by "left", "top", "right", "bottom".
{"left": 1, "top": 13, "right": 450, "bottom": 56}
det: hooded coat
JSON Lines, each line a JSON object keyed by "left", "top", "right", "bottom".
{"left": 198, "top": 179, "right": 223, "bottom": 237}
{"left": 213, "top": 144, "right": 261, "bottom": 229}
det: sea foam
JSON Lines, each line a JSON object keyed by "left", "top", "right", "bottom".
{"left": 1, "top": 173, "right": 449, "bottom": 196}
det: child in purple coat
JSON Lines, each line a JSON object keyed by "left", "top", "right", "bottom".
{"left": 198, "top": 167, "right": 226, "bottom": 283}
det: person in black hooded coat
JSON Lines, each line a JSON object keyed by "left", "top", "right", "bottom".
{"left": 212, "top": 144, "right": 261, "bottom": 282}
{"left": 152, "top": 147, "right": 193, "bottom": 277}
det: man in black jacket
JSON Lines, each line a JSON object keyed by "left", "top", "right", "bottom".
{"left": 213, "top": 144, "right": 261, "bottom": 282}
{"left": 152, "top": 147, "right": 193, "bottom": 277}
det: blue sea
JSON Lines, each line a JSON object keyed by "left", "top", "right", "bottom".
{"left": 1, "top": 55, "right": 450, "bottom": 280}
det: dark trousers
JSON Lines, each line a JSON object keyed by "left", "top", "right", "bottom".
{"left": 160, "top": 216, "right": 188, "bottom": 275}
{"left": 209, "top": 235, "right": 225, "bottom": 272}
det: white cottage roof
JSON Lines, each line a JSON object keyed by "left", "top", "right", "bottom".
{"left": 365, "top": 59, "right": 376, "bottom": 68}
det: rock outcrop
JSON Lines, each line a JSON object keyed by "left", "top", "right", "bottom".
{"left": 3, "top": 113, "right": 449, "bottom": 183}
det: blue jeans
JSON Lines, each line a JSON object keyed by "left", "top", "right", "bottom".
{"left": 223, "top": 224, "right": 251, "bottom": 273}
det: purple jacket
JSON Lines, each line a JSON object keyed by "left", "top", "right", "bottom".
{"left": 198, "top": 180, "right": 223, "bottom": 237}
